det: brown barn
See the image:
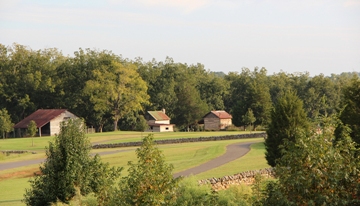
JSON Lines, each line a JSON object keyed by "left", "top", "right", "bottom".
{"left": 203, "top": 110, "right": 232, "bottom": 130}
{"left": 14, "top": 109, "right": 77, "bottom": 137}
{"left": 144, "top": 109, "right": 174, "bottom": 132}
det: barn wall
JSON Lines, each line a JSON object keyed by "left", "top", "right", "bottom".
{"left": 147, "top": 120, "right": 156, "bottom": 124}
{"left": 155, "top": 120, "right": 170, "bottom": 124}
{"left": 159, "top": 125, "right": 174, "bottom": 132}
{"left": 49, "top": 111, "right": 77, "bottom": 136}
{"left": 219, "top": 119, "right": 232, "bottom": 129}
{"left": 204, "top": 113, "right": 221, "bottom": 130}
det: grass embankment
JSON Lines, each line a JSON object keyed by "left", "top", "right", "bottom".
{"left": 0, "top": 131, "right": 267, "bottom": 206}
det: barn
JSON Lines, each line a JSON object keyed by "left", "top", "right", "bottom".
{"left": 203, "top": 110, "right": 232, "bottom": 131}
{"left": 14, "top": 109, "right": 77, "bottom": 137}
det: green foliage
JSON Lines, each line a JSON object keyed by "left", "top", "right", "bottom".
{"left": 0, "top": 108, "right": 13, "bottom": 138}
{"left": 174, "top": 177, "right": 216, "bottom": 206}
{"left": 84, "top": 60, "right": 149, "bottom": 131}
{"left": 242, "top": 108, "right": 256, "bottom": 130}
{"left": 336, "top": 76, "right": 360, "bottom": 145}
{"left": 265, "top": 90, "right": 308, "bottom": 167}
{"left": 174, "top": 178, "right": 252, "bottom": 206}
{"left": 109, "top": 134, "right": 181, "bottom": 206}
{"left": 27, "top": 120, "right": 37, "bottom": 137}
{"left": 0, "top": 43, "right": 352, "bottom": 133}
{"left": 23, "top": 119, "right": 122, "bottom": 206}
{"left": 227, "top": 67, "right": 272, "bottom": 127}
{"left": 135, "top": 115, "right": 148, "bottom": 132}
{"left": 265, "top": 120, "right": 360, "bottom": 205}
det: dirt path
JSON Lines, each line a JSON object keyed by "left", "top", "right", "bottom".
{"left": 0, "top": 149, "right": 134, "bottom": 171}
{"left": 173, "top": 141, "right": 257, "bottom": 178}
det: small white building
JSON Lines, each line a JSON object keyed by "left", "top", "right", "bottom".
{"left": 144, "top": 109, "right": 174, "bottom": 132}
{"left": 14, "top": 109, "right": 77, "bottom": 137}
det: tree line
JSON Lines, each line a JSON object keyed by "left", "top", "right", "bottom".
{"left": 0, "top": 43, "right": 359, "bottom": 135}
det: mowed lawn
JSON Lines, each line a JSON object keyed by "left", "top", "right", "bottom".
{"left": 0, "top": 131, "right": 267, "bottom": 206}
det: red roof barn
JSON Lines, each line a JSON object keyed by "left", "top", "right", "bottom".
{"left": 203, "top": 111, "right": 232, "bottom": 130}
{"left": 14, "top": 109, "right": 77, "bottom": 137}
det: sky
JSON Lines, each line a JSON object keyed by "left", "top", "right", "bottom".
{"left": 1, "top": 0, "right": 360, "bottom": 76}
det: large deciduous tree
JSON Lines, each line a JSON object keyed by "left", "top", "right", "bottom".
{"left": 228, "top": 67, "right": 272, "bottom": 127}
{"left": 84, "top": 61, "right": 149, "bottom": 131}
{"left": 265, "top": 90, "right": 308, "bottom": 167}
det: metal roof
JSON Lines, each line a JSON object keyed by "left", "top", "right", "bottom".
{"left": 204, "top": 110, "right": 232, "bottom": 119}
{"left": 147, "top": 111, "right": 171, "bottom": 121}
{"left": 14, "top": 109, "right": 68, "bottom": 128}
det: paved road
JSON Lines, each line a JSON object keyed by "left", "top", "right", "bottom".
{"left": 173, "top": 141, "right": 257, "bottom": 178}
{"left": 0, "top": 149, "right": 134, "bottom": 171}
{"left": 1, "top": 141, "right": 259, "bottom": 175}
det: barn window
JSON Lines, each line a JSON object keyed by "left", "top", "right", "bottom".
{"left": 166, "top": 127, "right": 169, "bottom": 130}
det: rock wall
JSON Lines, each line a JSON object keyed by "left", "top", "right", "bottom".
{"left": 198, "top": 168, "right": 275, "bottom": 190}
{"left": 92, "top": 133, "right": 267, "bottom": 149}
{"left": 1, "top": 150, "right": 37, "bottom": 154}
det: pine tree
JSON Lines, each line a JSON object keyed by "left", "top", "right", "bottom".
{"left": 23, "top": 118, "right": 121, "bottom": 205}
{"left": 265, "top": 90, "right": 308, "bottom": 167}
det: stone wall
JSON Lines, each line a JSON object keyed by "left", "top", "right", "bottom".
{"left": 198, "top": 168, "right": 275, "bottom": 191}
{"left": 1, "top": 150, "right": 37, "bottom": 154}
{"left": 92, "top": 132, "right": 266, "bottom": 149}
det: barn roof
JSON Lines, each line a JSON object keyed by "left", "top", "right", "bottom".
{"left": 14, "top": 109, "right": 68, "bottom": 128}
{"left": 147, "top": 111, "right": 170, "bottom": 121}
{"left": 204, "top": 111, "right": 232, "bottom": 119}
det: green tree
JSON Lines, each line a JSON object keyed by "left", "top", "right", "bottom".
{"left": 242, "top": 108, "right": 256, "bottom": 130}
{"left": 265, "top": 90, "right": 308, "bottom": 167}
{"left": 111, "top": 134, "right": 181, "bottom": 206}
{"left": 0, "top": 108, "right": 13, "bottom": 138}
{"left": 265, "top": 120, "right": 360, "bottom": 205}
{"left": 84, "top": 61, "right": 149, "bottom": 131}
{"left": 23, "top": 118, "right": 121, "bottom": 205}
{"left": 228, "top": 67, "right": 272, "bottom": 127}
{"left": 135, "top": 115, "right": 148, "bottom": 132}
{"left": 27, "top": 120, "right": 37, "bottom": 147}
{"left": 175, "top": 82, "right": 209, "bottom": 130}
{"left": 335, "top": 76, "right": 360, "bottom": 145}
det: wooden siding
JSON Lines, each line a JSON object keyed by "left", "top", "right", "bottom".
{"left": 204, "top": 113, "right": 232, "bottom": 130}
{"left": 204, "top": 117, "right": 221, "bottom": 130}
{"left": 49, "top": 111, "right": 77, "bottom": 136}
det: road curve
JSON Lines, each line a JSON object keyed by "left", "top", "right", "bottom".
{"left": 1, "top": 141, "right": 260, "bottom": 175}
{"left": 173, "top": 141, "right": 258, "bottom": 178}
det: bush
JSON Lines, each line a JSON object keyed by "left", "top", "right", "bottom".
{"left": 226, "top": 125, "right": 241, "bottom": 131}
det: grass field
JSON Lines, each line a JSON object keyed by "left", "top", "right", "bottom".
{"left": 0, "top": 131, "right": 267, "bottom": 206}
